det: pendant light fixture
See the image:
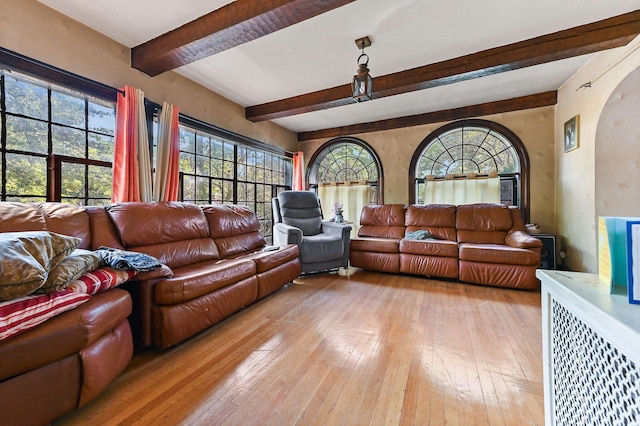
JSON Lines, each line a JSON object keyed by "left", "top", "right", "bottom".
{"left": 352, "top": 36, "right": 373, "bottom": 102}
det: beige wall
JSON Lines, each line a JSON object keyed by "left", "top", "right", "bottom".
{"left": 302, "top": 106, "right": 556, "bottom": 233}
{"left": 0, "top": 0, "right": 298, "bottom": 152}
{"left": 556, "top": 36, "right": 640, "bottom": 273}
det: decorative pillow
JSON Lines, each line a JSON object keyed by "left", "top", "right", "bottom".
{"left": 37, "top": 249, "right": 101, "bottom": 293}
{"left": 0, "top": 231, "right": 81, "bottom": 301}
{"left": 0, "top": 289, "right": 91, "bottom": 341}
{"left": 67, "top": 267, "right": 136, "bottom": 295}
{"left": 405, "top": 230, "right": 433, "bottom": 240}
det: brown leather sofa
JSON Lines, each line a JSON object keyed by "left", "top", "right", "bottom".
{"left": 0, "top": 201, "right": 300, "bottom": 425}
{"left": 92, "top": 202, "right": 301, "bottom": 349}
{"left": 350, "top": 203, "right": 543, "bottom": 289}
{"left": 0, "top": 202, "right": 133, "bottom": 426}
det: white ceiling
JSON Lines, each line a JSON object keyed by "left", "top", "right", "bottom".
{"left": 38, "top": 0, "right": 640, "bottom": 134}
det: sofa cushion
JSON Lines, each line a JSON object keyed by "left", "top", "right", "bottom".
{"left": 0, "top": 289, "right": 131, "bottom": 379}
{"left": 0, "top": 290, "right": 91, "bottom": 343}
{"left": 37, "top": 249, "right": 101, "bottom": 293}
{"left": 154, "top": 259, "right": 256, "bottom": 305}
{"left": 358, "top": 204, "right": 406, "bottom": 239}
{"left": 0, "top": 231, "right": 81, "bottom": 301}
{"left": 458, "top": 243, "right": 540, "bottom": 266}
{"left": 351, "top": 237, "right": 400, "bottom": 253}
{"left": 405, "top": 204, "right": 457, "bottom": 241}
{"left": 107, "top": 202, "right": 210, "bottom": 246}
{"left": 107, "top": 201, "right": 219, "bottom": 269}
{"left": 203, "top": 204, "right": 267, "bottom": 258}
{"left": 34, "top": 203, "right": 92, "bottom": 249}
{"left": 67, "top": 267, "right": 136, "bottom": 295}
{"left": 0, "top": 202, "right": 92, "bottom": 249}
{"left": 456, "top": 204, "right": 513, "bottom": 244}
{"left": 240, "top": 244, "right": 300, "bottom": 274}
{"left": 456, "top": 203, "right": 512, "bottom": 232}
{"left": 0, "top": 202, "right": 46, "bottom": 233}
{"left": 400, "top": 239, "right": 459, "bottom": 258}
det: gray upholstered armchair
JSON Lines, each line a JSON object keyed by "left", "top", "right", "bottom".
{"left": 272, "top": 191, "right": 351, "bottom": 274}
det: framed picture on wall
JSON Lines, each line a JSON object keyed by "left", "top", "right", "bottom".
{"left": 564, "top": 115, "right": 579, "bottom": 152}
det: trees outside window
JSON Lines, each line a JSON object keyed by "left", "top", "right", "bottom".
{"left": 1, "top": 72, "right": 115, "bottom": 205}
{"left": 175, "top": 123, "right": 291, "bottom": 243}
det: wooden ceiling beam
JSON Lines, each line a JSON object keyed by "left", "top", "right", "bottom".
{"left": 247, "top": 10, "right": 640, "bottom": 122}
{"left": 297, "top": 91, "right": 558, "bottom": 141}
{"left": 131, "top": 0, "right": 356, "bottom": 77}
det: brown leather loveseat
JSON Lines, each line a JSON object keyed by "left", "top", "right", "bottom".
{"left": 350, "top": 203, "right": 543, "bottom": 289}
{"left": 0, "top": 201, "right": 300, "bottom": 425}
{"left": 102, "top": 202, "right": 301, "bottom": 349}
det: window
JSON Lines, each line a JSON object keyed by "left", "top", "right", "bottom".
{"left": 307, "top": 137, "right": 382, "bottom": 232}
{"left": 409, "top": 119, "right": 530, "bottom": 222}
{"left": 175, "top": 121, "right": 291, "bottom": 243}
{"left": 1, "top": 71, "right": 115, "bottom": 205}
{"left": 1, "top": 50, "right": 293, "bottom": 241}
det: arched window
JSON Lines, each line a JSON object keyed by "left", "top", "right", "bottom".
{"left": 409, "top": 119, "right": 530, "bottom": 222}
{"left": 308, "top": 137, "right": 382, "bottom": 229}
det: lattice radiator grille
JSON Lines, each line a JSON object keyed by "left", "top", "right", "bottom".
{"left": 552, "top": 300, "right": 640, "bottom": 425}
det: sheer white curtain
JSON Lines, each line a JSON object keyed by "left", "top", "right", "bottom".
{"left": 318, "top": 182, "right": 369, "bottom": 236}
{"left": 423, "top": 175, "right": 500, "bottom": 205}
{"left": 153, "top": 102, "right": 180, "bottom": 201}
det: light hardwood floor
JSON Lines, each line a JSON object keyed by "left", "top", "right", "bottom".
{"left": 55, "top": 269, "right": 544, "bottom": 425}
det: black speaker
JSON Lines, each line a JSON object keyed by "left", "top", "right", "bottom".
{"left": 536, "top": 234, "right": 557, "bottom": 269}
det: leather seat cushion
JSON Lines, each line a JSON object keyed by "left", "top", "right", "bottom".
{"left": 459, "top": 243, "right": 539, "bottom": 266}
{"left": 154, "top": 259, "right": 256, "bottom": 305}
{"left": 350, "top": 237, "right": 399, "bottom": 253}
{"left": 0, "top": 289, "right": 131, "bottom": 380}
{"left": 399, "top": 238, "right": 458, "bottom": 257}
{"left": 240, "top": 244, "right": 300, "bottom": 273}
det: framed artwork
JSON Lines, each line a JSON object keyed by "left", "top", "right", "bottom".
{"left": 564, "top": 115, "right": 579, "bottom": 153}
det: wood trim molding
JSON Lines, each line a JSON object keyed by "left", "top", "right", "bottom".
{"left": 132, "top": 0, "right": 355, "bottom": 76}
{"left": 247, "top": 10, "right": 640, "bottom": 122}
{"left": 298, "top": 91, "right": 557, "bottom": 141}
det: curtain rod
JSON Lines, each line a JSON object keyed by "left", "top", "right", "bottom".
{"left": 0, "top": 47, "right": 124, "bottom": 100}
{"left": 576, "top": 39, "right": 640, "bottom": 91}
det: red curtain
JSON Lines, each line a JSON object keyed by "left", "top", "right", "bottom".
{"left": 292, "top": 151, "right": 305, "bottom": 190}
{"left": 112, "top": 86, "right": 140, "bottom": 202}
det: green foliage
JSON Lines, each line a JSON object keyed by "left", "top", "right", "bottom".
{"left": 2, "top": 74, "right": 115, "bottom": 205}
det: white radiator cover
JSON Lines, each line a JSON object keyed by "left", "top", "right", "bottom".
{"left": 538, "top": 270, "right": 640, "bottom": 426}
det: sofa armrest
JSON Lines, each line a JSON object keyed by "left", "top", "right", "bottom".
{"left": 273, "top": 223, "right": 303, "bottom": 246}
{"left": 130, "top": 264, "right": 173, "bottom": 281}
{"left": 322, "top": 222, "right": 352, "bottom": 269}
{"left": 505, "top": 230, "right": 544, "bottom": 249}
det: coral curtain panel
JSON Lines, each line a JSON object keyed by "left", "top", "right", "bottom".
{"left": 292, "top": 151, "right": 305, "bottom": 190}
{"left": 153, "top": 102, "right": 180, "bottom": 201}
{"left": 112, "top": 86, "right": 153, "bottom": 202}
